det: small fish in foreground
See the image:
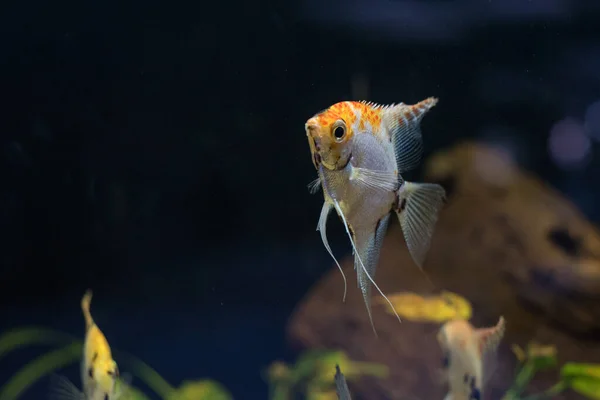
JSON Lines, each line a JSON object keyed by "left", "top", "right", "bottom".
{"left": 50, "top": 290, "right": 130, "bottom": 400}
{"left": 305, "top": 98, "right": 446, "bottom": 334}
{"left": 334, "top": 365, "right": 351, "bottom": 400}
{"left": 437, "top": 316, "right": 506, "bottom": 400}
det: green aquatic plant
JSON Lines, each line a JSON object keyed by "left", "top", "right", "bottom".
{"left": 265, "top": 349, "right": 387, "bottom": 400}
{"left": 502, "top": 341, "right": 600, "bottom": 400}
{"left": 0, "top": 327, "right": 232, "bottom": 400}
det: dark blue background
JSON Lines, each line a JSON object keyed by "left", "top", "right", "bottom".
{"left": 1, "top": 0, "right": 600, "bottom": 398}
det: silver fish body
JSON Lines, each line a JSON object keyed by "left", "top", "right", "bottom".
{"left": 318, "top": 132, "right": 399, "bottom": 330}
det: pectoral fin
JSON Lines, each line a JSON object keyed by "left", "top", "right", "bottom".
{"left": 396, "top": 182, "right": 446, "bottom": 269}
{"left": 349, "top": 166, "right": 400, "bottom": 193}
{"left": 48, "top": 374, "right": 85, "bottom": 400}
{"left": 115, "top": 371, "right": 134, "bottom": 399}
{"left": 317, "top": 201, "right": 347, "bottom": 302}
{"left": 307, "top": 177, "right": 321, "bottom": 194}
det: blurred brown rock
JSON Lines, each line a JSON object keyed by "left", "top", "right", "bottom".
{"left": 287, "top": 142, "right": 600, "bottom": 400}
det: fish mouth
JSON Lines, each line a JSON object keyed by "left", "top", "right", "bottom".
{"left": 321, "top": 152, "right": 351, "bottom": 171}
{"left": 306, "top": 128, "right": 320, "bottom": 169}
{"left": 306, "top": 125, "right": 351, "bottom": 171}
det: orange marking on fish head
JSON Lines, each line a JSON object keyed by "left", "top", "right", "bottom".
{"left": 305, "top": 101, "right": 357, "bottom": 170}
{"left": 350, "top": 102, "right": 383, "bottom": 134}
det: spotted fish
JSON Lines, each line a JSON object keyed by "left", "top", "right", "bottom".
{"left": 305, "top": 98, "right": 446, "bottom": 334}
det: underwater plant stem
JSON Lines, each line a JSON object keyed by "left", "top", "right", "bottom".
{"left": 117, "top": 351, "right": 175, "bottom": 398}
{"left": 351, "top": 362, "right": 388, "bottom": 378}
{"left": 269, "top": 382, "right": 291, "bottom": 400}
{"left": 519, "top": 381, "right": 567, "bottom": 400}
{"left": 503, "top": 361, "right": 537, "bottom": 399}
{"left": 0, "top": 327, "right": 77, "bottom": 360}
{"left": 0, "top": 342, "right": 81, "bottom": 400}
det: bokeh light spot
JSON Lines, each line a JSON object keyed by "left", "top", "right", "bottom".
{"left": 548, "top": 118, "right": 591, "bottom": 170}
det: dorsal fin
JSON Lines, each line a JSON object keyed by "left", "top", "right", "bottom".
{"left": 383, "top": 97, "right": 438, "bottom": 173}
{"left": 334, "top": 365, "right": 352, "bottom": 400}
{"left": 81, "top": 289, "right": 95, "bottom": 330}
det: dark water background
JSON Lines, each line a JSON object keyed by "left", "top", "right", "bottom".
{"left": 1, "top": 0, "right": 600, "bottom": 398}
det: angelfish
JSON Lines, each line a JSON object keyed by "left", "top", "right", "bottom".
{"left": 50, "top": 290, "right": 130, "bottom": 400}
{"left": 437, "top": 316, "right": 506, "bottom": 400}
{"left": 304, "top": 97, "right": 446, "bottom": 334}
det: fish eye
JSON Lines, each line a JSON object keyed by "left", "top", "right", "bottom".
{"left": 332, "top": 121, "right": 346, "bottom": 142}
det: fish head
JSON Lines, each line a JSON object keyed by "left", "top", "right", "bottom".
{"left": 437, "top": 320, "right": 472, "bottom": 378}
{"left": 305, "top": 102, "right": 356, "bottom": 170}
{"left": 438, "top": 319, "right": 491, "bottom": 400}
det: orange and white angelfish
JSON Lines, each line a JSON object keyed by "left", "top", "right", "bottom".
{"left": 437, "top": 316, "right": 506, "bottom": 400}
{"left": 50, "top": 290, "right": 130, "bottom": 400}
{"left": 305, "top": 98, "right": 446, "bottom": 334}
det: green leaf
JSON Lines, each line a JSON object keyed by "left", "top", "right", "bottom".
{"left": 290, "top": 350, "right": 339, "bottom": 384}
{"left": 269, "top": 381, "right": 292, "bottom": 400}
{"left": 0, "top": 327, "right": 76, "bottom": 360}
{"left": 119, "top": 383, "right": 152, "bottom": 400}
{"left": 166, "top": 379, "right": 233, "bottom": 400}
{"left": 0, "top": 342, "right": 82, "bottom": 400}
{"left": 114, "top": 349, "right": 175, "bottom": 398}
{"left": 569, "top": 377, "right": 600, "bottom": 399}
{"left": 526, "top": 343, "right": 558, "bottom": 371}
{"left": 561, "top": 363, "right": 600, "bottom": 381}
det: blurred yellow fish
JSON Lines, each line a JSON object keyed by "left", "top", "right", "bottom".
{"left": 437, "top": 316, "right": 506, "bottom": 400}
{"left": 376, "top": 291, "right": 472, "bottom": 323}
{"left": 305, "top": 98, "right": 446, "bottom": 334}
{"left": 50, "top": 290, "right": 130, "bottom": 400}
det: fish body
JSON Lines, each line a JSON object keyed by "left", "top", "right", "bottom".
{"left": 50, "top": 290, "right": 128, "bottom": 400}
{"left": 437, "top": 316, "right": 506, "bottom": 400}
{"left": 305, "top": 98, "right": 446, "bottom": 333}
